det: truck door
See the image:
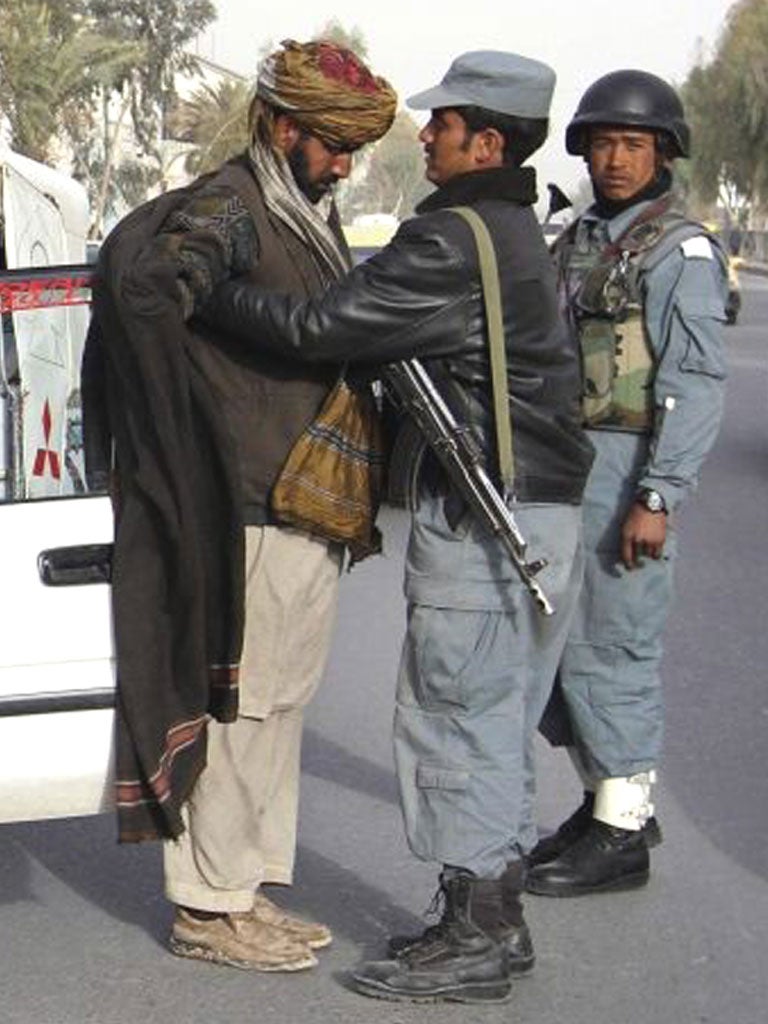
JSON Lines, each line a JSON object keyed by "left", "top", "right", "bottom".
{"left": 0, "top": 264, "right": 115, "bottom": 824}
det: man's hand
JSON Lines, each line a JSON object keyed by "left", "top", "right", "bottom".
{"left": 620, "top": 503, "right": 667, "bottom": 569}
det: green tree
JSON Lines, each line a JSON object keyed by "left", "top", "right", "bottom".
{"left": 0, "top": 1, "right": 215, "bottom": 234}
{"left": 169, "top": 78, "right": 253, "bottom": 177}
{"left": 85, "top": 1, "right": 215, "bottom": 155}
{"left": 0, "top": 1, "right": 129, "bottom": 163}
{"left": 83, "top": 0, "right": 216, "bottom": 235}
{"left": 312, "top": 18, "right": 368, "bottom": 58}
{"left": 683, "top": 0, "right": 768, "bottom": 222}
{"left": 349, "top": 110, "right": 429, "bottom": 219}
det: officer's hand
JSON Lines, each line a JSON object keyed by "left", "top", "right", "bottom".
{"left": 620, "top": 504, "right": 667, "bottom": 570}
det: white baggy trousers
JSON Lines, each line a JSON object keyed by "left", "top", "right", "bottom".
{"left": 164, "top": 525, "right": 341, "bottom": 912}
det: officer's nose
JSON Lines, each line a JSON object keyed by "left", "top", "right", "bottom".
{"left": 419, "top": 122, "right": 434, "bottom": 145}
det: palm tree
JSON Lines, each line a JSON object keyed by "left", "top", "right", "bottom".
{"left": 168, "top": 78, "right": 253, "bottom": 177}
{"left": 0, "top": 1, "right": 134, "bottom": 163}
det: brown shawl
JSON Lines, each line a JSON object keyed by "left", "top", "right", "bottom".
{"left": 83, "top": 171, "right": 245, "bottom": 841}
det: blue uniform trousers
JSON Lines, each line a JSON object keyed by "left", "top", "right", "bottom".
{"left": 557, "top": 431, "right": 676, "bottom": 780}
{"left": 393, "top": 491, "right": 583, "bottom": 878}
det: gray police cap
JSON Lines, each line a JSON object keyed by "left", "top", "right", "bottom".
{"left": 407, "top": 50, "right": 555, "bottom": 119}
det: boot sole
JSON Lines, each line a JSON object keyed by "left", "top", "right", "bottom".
{"left": 526, "top": 870, "right": 650, "bottom": 897}
{"left": 509, "top": 953, "right": 535, "bottom": 975}
{"left": 168, "top": 935, "right": 317, "bottom": 971}
{"left": 350, "top": 974, "right": 513, "bottom": 1004}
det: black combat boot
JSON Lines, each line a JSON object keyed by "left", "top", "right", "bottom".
{"left": 387, "top": 861, "right": 534, "bottom": 976}
{"left": 351, "top": 872, "right": 512, "bottom": 1003}
{"left": 528, "top": 791, "right": 662, "bottom": 868}
{"left": 527, "top": 792, "right": 597, "bottom": 867}
{"left": 498, "top": 860, "right": 535, "bottom": 973}
{"left": 526, "top": 819, "right": 650, "bottom": 896}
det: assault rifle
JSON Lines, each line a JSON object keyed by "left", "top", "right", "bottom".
{"left": 384, "top": 359, "right": 554, "bottom": 616}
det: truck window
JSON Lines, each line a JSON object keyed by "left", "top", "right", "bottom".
{"left": 0, "top": 264, "right": 104, "bottom": 503}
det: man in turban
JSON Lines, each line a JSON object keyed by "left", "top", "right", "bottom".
{"left": 82, "top": 39, "right": 396, "bottom": 972}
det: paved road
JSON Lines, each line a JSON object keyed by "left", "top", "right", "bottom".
{"left": 1, "top": 276, "right": 767, "bottom": 1024}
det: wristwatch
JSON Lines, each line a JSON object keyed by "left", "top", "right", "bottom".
{"left": 635, "top": 488, "right": 667, "bottom": 514}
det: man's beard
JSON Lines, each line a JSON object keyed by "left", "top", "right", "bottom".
{"left": 288, "top": 142, "right": 336, "bottom": 204}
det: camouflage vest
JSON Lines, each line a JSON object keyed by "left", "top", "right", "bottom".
{"left": 556, "top": 202, "right": 705, "bottom": 433}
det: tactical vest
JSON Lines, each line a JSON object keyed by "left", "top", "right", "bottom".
{"left": 556, "top": 203, "right": 707, "bottom": 433}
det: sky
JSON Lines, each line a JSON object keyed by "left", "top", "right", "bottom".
{"left": 197, "top": 0, "right": 737, "bottom": 205}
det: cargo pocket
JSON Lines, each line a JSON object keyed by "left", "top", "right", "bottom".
{"left": 410, "top": 763, "right": 470, "bottom": 861}
{"left": 416, "top": 764, "right": 469, "bottom": 791}
{"left": 398, "top": 606, "right": 495, "bottom": 711}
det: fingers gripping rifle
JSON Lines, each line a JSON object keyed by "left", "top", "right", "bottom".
{"left": 384, "top": 359, "right": 554, "bottom": 616}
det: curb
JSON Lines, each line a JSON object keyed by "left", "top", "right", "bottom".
{"left": 738, "top": 261, "right": 768, "bottom": 278}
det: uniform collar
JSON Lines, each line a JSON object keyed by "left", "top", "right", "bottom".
{"left": 581, "top": 199, "right": 655, "bottom": 243}
{"left": 580, "top": 192, "right": 674, "bottom": 244}
{"left": 416, "top": 165, "right": 537, "bottom": 214}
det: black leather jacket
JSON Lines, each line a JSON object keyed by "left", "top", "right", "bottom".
{"left": 205, "top": 165, "right": 593, "bottom": 504}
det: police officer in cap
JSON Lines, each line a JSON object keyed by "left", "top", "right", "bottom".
{"left": 527, "top": 70, "right": 728, "bottom": 896}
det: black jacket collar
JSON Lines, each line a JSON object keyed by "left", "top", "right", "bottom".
{"left": 416, "top": 165, "right": 537, "bottom": 214}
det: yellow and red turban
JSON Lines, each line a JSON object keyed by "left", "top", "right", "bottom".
{"left": 255, "top": 39, "right": 397, "bottom": 149}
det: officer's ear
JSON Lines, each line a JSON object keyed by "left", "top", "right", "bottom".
{"left": 474, "top": 127, "right": 506, "bottom": 166}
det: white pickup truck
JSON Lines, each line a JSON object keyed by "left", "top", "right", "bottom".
{"left": 0, "top": 146, "right": 114, "bottom": 824}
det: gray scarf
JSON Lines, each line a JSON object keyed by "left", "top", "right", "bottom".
{"left": 248, "top": 135, "right": 350, "bottom": 284}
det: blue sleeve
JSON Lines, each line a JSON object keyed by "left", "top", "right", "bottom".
{"left": 639, "top": 241, "right": 727, "bottom": 510}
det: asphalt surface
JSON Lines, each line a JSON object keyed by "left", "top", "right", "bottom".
{"left": 1, "top": 275, "right": 766, "bottom": 1024}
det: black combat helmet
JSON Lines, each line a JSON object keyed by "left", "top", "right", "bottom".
{"left": 566, "top": 70, "right": 690, "bottom": 158}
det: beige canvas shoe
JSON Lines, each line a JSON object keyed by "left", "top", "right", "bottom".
{"left": 249, "top": 890, "right": 333, "bottom": 950}
{"left": 169, "top": 908, "right": 317, "bottom": 971}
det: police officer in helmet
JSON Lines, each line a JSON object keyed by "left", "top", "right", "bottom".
{"left": 527, "top": 70, "right": 728, "bottom": 896}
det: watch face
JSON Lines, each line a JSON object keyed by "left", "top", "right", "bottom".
{"left": 641, "top": 489, "right": 664, "bottom": 512}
